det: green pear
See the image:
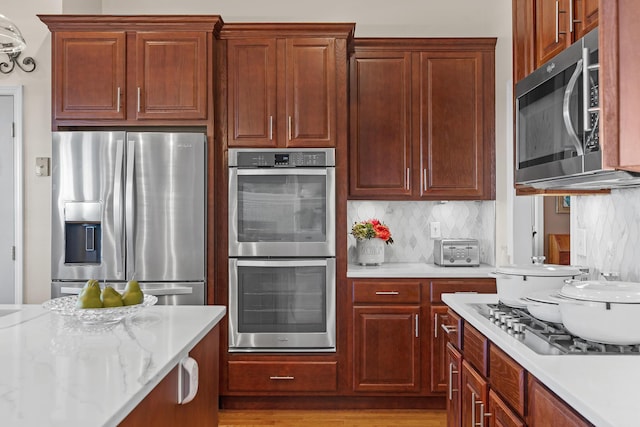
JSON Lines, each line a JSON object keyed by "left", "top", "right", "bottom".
{"left": 122, "top": 280, "right": 144, "bottom": 306}
{"left": 101, "top": 286, "right": 124, "bottom": 308}
{"left": 77, "top": 279, "right": 103, "bottom": 308}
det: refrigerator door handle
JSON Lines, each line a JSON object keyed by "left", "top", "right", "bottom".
{"left": 113, "top": 138, "right": 125, "bottom": 275}
{"left": 126, "top": 140, "right": 136, "bottom": 278}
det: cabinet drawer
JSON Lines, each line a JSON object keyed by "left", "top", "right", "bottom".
{"left": 429, "top": 279, "right": 496, "bottom": 303}
{"left": 353, "top": 281, "right": 421, "bottom": 304}
{"left": 489, "top": 344, "right": 527, "bottom": 417}
{"left": 444, "top": 308, "right": 462, "bottom": 350}
{"left": 228, "top": 361, "right": 337, "bottom": 392}
{"left": 463, "top": 323, "right": 489, "bottom": 377}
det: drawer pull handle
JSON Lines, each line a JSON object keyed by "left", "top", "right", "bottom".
{"left": 441, "top": 324, "right": 458, "bottom": 334}
{"left": 269, "top": 376, "right": 294, "bottom": 381}
{"left": 448, "top": 362, "right": 459, "bottom": 401}
{"left": 375, "top": 291, "right": 399, "bottom": 295}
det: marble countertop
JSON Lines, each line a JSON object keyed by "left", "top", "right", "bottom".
{"left": 348, "top": 262, "right": 495, "bottom": 278}
{"left": 443, "top": 293, "right": 638, "bottom": 427}
{"left": 0, "top": 303, "right": 226, "bottom": 427}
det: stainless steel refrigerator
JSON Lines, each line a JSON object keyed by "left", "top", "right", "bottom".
{"left": 51, "top": 131, "right": 206, "bottom": 305}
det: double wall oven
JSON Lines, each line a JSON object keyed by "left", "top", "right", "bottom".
{"left": 227, "top": 148, "right": 336, "bottom": 352}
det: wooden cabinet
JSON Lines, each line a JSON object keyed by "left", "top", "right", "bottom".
{"left": 512, "top": 0, "right": 536, "bottom": 83}
{"left": 445, "top": 309, "right": 594, "bottom": 426}
{"left": 222, "top": 24, "right": 354, "bottom": 148}
{"left": 461, "top": 360, "right": 489, "bottom": 427}
{"left": 429, "top": 279, "right": 496, "bottom": 393}
{"left": 39, "top": 16, "right": 221, "bottom": 125}
{"left": 349, "top": 50, "right": 412, "bottom": 197}
{"left": 534, "top": 0, "right": 598, "bottom": 66}
{"left": 528, "top": 377, "right": 593, "bottom": 426}
{"left": 446, "top": 343, "right": 462, "bottom": 427}
{"left": 351, "top": 280, "right": 421, "bottom": 393}
{"left": 228, "top": 361, "right": 337, "bottom": 393}
{"left": 600, "top": 0, "right": 640, "bottom": 173}
{"left": 120, "top": 325, "right": 220, "bottom": 426}
{"left": 349, "top": 39, "right": 496, "bottom": 200}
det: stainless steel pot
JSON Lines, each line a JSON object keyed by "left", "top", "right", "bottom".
{"left": 558, "top": 280, "right": 640, "bottom": 345}
{"left": 489, "top": 259, "right": 581, "bottom": 308}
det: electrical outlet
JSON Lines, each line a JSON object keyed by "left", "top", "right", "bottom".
{"left": 430, "top": 222, "right": 441, "bottom": 239}
{"left": 576, "top": 228, "right": 587, "bottom": 257}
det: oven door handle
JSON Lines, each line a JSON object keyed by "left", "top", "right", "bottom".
{"left": 236, "top": 168, "right": 328, "bottom": 176}
{"left": 562, "top": 58, "right": 585, "bottom": 157}
{"left": 236, "top": 259, "right": 329, "bottom": 268}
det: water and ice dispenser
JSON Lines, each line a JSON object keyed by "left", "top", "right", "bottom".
{"left": 64, "top": 202, "right": 102, "bottom": 264}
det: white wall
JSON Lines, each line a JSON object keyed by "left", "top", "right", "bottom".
{"left": 3, "top": 0, "right": 512, "bottom": 303}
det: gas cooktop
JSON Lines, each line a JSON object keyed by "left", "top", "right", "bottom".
{"left": 473, "top": 303, "right": 640, "bottom": 355}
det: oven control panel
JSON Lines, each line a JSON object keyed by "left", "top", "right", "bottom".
{"left": 230, "top": 148, "right": 335, "bottom": 168}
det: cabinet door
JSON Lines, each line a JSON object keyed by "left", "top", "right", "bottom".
{"left": 227, "top": 38, "right": 278, "bottom": 147}
{"left": 488, "top": 389, "right": 526, "bottom": 427}
{"left": 535, "top": 0, "right": 572, "bottom": 66}
{"left": 529, "top": 378, "right": 592, "bottom": 426}
{"left": 353, "top": 306, "right": 420, "bottom": 393}
{"left": 461, "top": 360, "right": 489, "bottom": 427}
{"left": 53, "top": 31, "right": 126, "bottom": 120}
{"left": 417, "top": 51, "right": 489, "bottom": 199}
{"left": 513, "top": 0, "right": 536, "bottom": 82}
{"left": 285, "top": 38, "right": 337, "bottom": 147}
{"left": 574, "top": 0, "right": 598, "bottom": 39}
{"left": 135, "top": 32, "right": 207, "bottom": 120}
{"left": 349, "top": 51, "right": 412, "bottom": 198}
{"left": 430, "top": 305, "right": 451, "bottom": 393}
{"left": 446, "top": 343, "right": 462, "bottom": 427}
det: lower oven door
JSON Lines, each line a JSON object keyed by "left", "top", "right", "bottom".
{"left": 228, "top": 258, "right": 336, "bottom": 352}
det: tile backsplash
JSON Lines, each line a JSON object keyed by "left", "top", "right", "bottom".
{"left": 573, "top": 188, "right": 640, "bottom": 281}
{"left": 347, "top": 201, "right": 496, "bottom": 265}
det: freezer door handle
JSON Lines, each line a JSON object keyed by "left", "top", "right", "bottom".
{"left": 144, "top": 287, "right": 194, "bottom": 296}
{"left": 60, "top": 286, "right": 194, "bottom": 296}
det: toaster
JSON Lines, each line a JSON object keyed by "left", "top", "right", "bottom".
{"left": 434, "top": 238, "right": 480, "bottom": 267}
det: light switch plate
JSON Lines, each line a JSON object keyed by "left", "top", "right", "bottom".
{"left": 430, "top": 222, "right": 441, "bottom": 239}
{"left": 35, "top": 157, "right": 50, "bottom": 177}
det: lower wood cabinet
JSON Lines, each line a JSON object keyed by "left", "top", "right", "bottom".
{"left": 353, "top": 305, "right": 421, "bottom": 392}
{"left": 120, "top": 325, "right": 220, "bottom": 426}
{"left": 445, "top": 308, "right": 594, "bottom": 427}
{"left": 228, "top": 361, "right": 337, "bottom": 393}
{"left": 528, "top": 378, "right": 592, "bottom": 427}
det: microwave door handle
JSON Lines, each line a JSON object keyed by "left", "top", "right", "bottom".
{"left": 562, "top": 58, "right": 585, "bottom": 156}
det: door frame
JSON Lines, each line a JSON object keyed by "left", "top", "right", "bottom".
{"left": 0, "top": 86, "right": 24, "bottom": 304}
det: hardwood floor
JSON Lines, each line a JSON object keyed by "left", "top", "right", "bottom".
{"left": 218, "top": 409, "right": 447, "bottom": 426}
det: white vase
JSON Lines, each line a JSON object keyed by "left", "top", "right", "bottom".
{"left": 357, "top": 238, "right": 385, "bottom": 265}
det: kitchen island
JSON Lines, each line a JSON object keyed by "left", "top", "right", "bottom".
{"left": 0, "top": 303, "right": 225, "bottom": 427}
{"left": 444, "top": 293, "right": 639, "bottom": 427}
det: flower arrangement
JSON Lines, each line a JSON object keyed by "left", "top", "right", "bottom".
{"left": 350, "top": 219, "right": 394, "bottom": 245}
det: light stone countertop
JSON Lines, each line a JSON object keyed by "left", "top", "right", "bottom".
{"left": 347, "top": 262, "right": 495, "bottom": 278}
{"left": 443, "top": 293, "right": 638, "bottom": 427}
{"left": 0, "top": 303, "right": 226, "bottom": 427}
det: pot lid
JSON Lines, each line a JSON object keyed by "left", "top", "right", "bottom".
{"left": 494, "top": 264, "right": 582, "bottom": 277}
{"left": 560, "top": 280, "right": 640, "bottom": 303}
{"left": 524, "top": 290, "right": 562, "bottom": 305}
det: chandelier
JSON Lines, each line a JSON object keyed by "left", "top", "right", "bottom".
{"left": 0, "top": 13, "right": 36, "bottom": 74}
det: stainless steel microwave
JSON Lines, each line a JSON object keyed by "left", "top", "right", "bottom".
{"left": 515, "top": 28, "right": 640, "bottom": 189}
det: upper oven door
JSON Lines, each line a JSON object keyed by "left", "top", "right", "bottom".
{"left": 515, "top": 40, "right": 586, "bottom": 184}
{"left": 229, "top": 167, "right": 335, "bottom": 257}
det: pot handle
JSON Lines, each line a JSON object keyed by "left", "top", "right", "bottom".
{"left": 488, "top": 272, "right": 513, "bottom": 279}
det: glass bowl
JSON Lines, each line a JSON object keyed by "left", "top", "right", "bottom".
{"left": 42, "top": 294, "right": 158, "bottom": 324}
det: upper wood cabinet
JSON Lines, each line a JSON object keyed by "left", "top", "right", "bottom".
{"left": 221, "top": 23, "right": 354, "bottom": 148}
{"left": 349, "top": 39, "right": 496, "bottom": 200}
{"left": 39, "top": 15, "right": 222, "bottom": 126}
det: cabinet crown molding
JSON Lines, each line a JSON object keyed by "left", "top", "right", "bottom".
{"left": 38, "top": 15, "right": 224, "bottom": 34}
